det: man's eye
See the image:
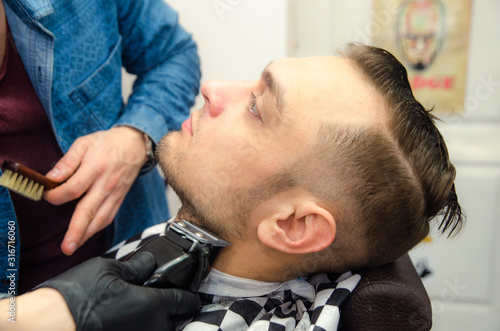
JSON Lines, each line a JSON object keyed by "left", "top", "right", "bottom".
{"left": 248, "top": 93, "right": 261, "bottom": 120}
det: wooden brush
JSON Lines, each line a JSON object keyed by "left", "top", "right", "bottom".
{"left": 0, "top": 160, "right": 59, "bottom": 201}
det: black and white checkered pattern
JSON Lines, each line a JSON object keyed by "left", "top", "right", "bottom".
{"left": 105, "top": 222, "right": 361, "bottom": 331}
{"left": 179, "top": 272, "right": 360, "bottom": 331}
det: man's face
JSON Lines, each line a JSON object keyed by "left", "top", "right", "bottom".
{"left": 157, "top": 56, "right": 384, "bottom": 241}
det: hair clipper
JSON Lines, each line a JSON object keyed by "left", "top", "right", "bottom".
{"left": 124, "top": 220, "right": 230, "bottom": 293}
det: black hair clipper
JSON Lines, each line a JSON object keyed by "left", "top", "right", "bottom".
{"left": 124, "top": 220, "right": 230, "bottom": 293}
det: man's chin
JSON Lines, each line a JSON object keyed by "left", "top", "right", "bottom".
{"left": 155, "top": 132, "right": 176, "bottom": 175}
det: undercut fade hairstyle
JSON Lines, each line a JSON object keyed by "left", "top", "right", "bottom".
{"left": 307, "top": 43, "right": 464, "bottom": 271}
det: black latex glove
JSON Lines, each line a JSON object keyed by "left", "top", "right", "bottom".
{"left": 38, "top": 252, "right": 201, "bottom": 331}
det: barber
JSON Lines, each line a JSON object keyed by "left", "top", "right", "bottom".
{"left": 0, "top": 252, "right": 200, "bottom": 331}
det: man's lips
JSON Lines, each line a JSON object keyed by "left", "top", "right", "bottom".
{"left": 181, "top": 113, "right": 193, "bottom": 136}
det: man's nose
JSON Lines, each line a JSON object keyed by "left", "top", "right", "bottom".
{"left": 201, "top": 80, "right": 227, "bottom": 118}
{"left": 201, "top": 80, "right": 251, "bottom": 118}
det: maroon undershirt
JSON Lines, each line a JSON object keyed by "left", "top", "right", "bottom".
{"left": 0, "top": 28, "right": 106, "bottom": 294}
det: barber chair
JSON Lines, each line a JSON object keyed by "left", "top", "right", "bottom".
{"left": 339, "top": 254, "right": 432, "bottom": 331}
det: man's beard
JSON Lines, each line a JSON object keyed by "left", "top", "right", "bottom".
{"left": 156, "top": 133, "right": 247, "bottom": 242}
{"left": 156, "top": 132, "right": 296, "bottom": 242}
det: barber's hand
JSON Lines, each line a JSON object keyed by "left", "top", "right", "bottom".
{"left": 43, "top": 126, "right": 148, "bottom": 255}
{"left": 40, "top": 252, "right": 201, "bottom": 331}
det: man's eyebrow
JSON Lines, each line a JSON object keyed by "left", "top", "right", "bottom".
{"left": 261, "top": 64, "right": 285, "bottom": 122}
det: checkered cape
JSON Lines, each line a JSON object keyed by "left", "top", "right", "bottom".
{"left": 105, "top": 222, "right": 361, "bottom": 331}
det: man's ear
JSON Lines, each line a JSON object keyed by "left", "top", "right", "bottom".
{"left": 256, "top": 201, "right": 336, "bottom": 254}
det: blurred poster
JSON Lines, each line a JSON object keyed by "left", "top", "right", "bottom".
{"left": 371, "top": 0, "right": 472, "bottom": 114}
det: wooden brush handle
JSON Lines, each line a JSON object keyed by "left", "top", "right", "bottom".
{"left": 1, "top": 160, "right": 60, "bottom": 190}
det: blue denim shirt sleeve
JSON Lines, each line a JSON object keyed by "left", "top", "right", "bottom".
{"left": 114, "top": 0, "right": 201, "bottom": 144}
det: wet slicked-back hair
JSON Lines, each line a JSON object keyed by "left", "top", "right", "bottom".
{"left": 305, "top": 44, "right": 464, "bottom": 271}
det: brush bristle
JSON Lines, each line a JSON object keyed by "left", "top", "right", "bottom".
{"left": 0, "top": 169, "right": 44, "bottom": 201}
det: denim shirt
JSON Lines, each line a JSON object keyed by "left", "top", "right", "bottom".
{"left": 0, "top": 0, "right": 200, "bottom": 294}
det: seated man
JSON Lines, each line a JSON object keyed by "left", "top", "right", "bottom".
{"left": 107, "top": 43, "right": 464, "bottom": 330}
{"left": 2, "top": 43, "right": 462, "bottom": 331}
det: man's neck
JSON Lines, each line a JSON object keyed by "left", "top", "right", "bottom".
{"left": 210, "top": 238, "right": 303, "bottom": 283}
{"left": 211, "top": 246, "right": 273, "bottom": 282}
